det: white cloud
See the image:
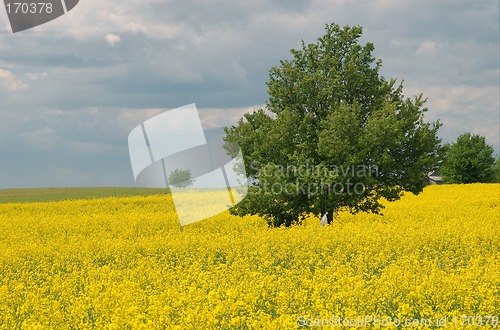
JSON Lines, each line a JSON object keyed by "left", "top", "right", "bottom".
{"left": 105, "top": 34, "right": 121, "bottom": 47}
{"left": 415, "top": 40, "right": 442, "bottom": 57}
{"left": 117, "top": 108, "right": 168, "bottom": 131}
{"left": 199, "top": 105, "right": 264, "bottom": 128}
{"left": 0, "top": 69, "right": 29, "bottom": 91}
{"left": 26, "top": 72, "right": 48, "bottom": 81}
{"left": 405, "top": 84, "right": 499, "bottom": 150}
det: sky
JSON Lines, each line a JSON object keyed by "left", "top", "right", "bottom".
{"left": 0, "top": 0, "right": 498, "bottom": 188}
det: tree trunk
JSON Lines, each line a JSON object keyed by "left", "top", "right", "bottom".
{"left": 327, "top": 211, "right": 334, "bottom": 224}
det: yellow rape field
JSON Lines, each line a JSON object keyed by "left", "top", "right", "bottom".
{"left": 0, "top": 184, "right": 499, "bottom": 329}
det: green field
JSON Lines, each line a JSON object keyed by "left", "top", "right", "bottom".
{"left": 0, "top": 187, "right": 169, "bottom": 204}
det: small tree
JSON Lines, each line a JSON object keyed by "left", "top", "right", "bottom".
{"left": 491, "top": 157, "right": 500, "bottom": 183}
{"left": 168, "top": 169, "right": 195, "bottom": 188}
{"left": 224, "top": 22, "right": 442, "bottom": 227}
{"left": 440, "top": 133, "right": 495, "bottom": 183}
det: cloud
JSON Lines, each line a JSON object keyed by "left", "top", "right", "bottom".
{"left": 415, "top": 40, "right": 442, "bottom": 57}
{"left": 198, "top": 105, "right": 264, "bottom": 128}
{"left": 21, "top": 127, "right": 58, "bottom": 149}
{"left": 0, "top": 69, "right": 28, "bottom": 91}
{"left": 117, "top": 108, "right": 171, "bottom": 131}
{"left": 26, "top": 72, "right": 48, "bottom": 81}
{"left": 405, "top": 84, "right": 499, "bottom": 151}
{"left": 105, "top": 34, "right": 121, "bottom": 47}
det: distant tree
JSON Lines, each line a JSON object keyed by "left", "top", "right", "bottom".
{"left": 491, "top": 156, "right": 500, "bottom": 183}
{"left": 492, "top": 157, "right": 500, "bottom": 183}
{"left": 440, "top": 133, "right": 495, "bottom": 183}
{"left": 224, "top": 22, "right": 442, "bottom": 227}
{"left": 168, "top": 169, "right": 195, "bottom": 188}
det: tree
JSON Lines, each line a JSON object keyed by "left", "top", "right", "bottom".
{"left": 491, "top": 156, "right": 500, "bottom": 183}
{"left": 224, "top": 22, "right": 442, "bottom": 227}
{"left": 440, "top": 133, "right": 495, "bottom": 183}
{"left": 168, "top": 169, "right": 195, "bottom": 188}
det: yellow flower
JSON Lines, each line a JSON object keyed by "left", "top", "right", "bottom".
{"left": 0, "top": 184, "right": 497, "bottom": 328}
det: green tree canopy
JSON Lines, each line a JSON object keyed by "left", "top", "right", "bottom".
{"left": 440, "top": 133, "right": 495, "bottom": 183}
{"left": 224, "top": 22, "right": 442, "bottom": 227}
{"left": 168, "top": 169, "right": 195, "bottom": 188}
{"left": 491, "top": 157, "right": 500, "bottom": 183}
